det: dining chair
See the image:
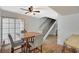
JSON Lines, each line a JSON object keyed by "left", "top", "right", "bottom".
{"left": 8, "top": 33, "right": 26, "bottom": 53}
{"left": 29, "top": 34, "right": 43, "bottom": 53}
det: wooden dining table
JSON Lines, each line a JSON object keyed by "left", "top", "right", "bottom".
{"left": 22, "top": 32, "right": 41, "bottom": 52}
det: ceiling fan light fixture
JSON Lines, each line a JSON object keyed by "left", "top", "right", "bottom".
{"left": 20, "top": 6, "right": 40, "bottom": 15}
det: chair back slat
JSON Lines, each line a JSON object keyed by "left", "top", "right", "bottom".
{"left": 8, "top": 34, "right": 14, "bottom": 47}
{"left": 34, "top": 34, "right": 43, "bottom": 47}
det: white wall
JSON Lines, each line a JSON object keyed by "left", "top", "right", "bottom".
{"left": 0, "top": 6, "right": 58, "bottom": 35}
{"left": 25, "top": 16, "right": 49, "bottom": 33}
{"left": 25, "top": 16, "right": 57, "bottom": 35}
{"left": 58, "top": 13, "right": 79, "bottom": 45}
{"left": 25, "top": 17, "right": 43, "bottom": 33}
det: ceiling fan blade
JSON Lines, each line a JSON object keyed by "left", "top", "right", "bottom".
{"left": 20, "top": 8, "right": 28, "bottom": 11}
{"left": 25, "top": 12, "right": 29, "bottom": 14}
{"left": 33, "top": 11, "right": 40, "bottom": 13}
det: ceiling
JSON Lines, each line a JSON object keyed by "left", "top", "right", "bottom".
{"left": 50, "top": 6, "right": 79, "bottom": 15}
{"left": 0, "top": 6, "right": 58, "bottom": 19}
{"left": 1, "top": 6, "right": 79, "bottom": 18}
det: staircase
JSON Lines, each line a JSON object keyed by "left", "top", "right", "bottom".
{"left": 43, "top": 21, "right": 56, "bottom": 40}
{"left": 39, "top": 17, "right": 56, "bottom": 40}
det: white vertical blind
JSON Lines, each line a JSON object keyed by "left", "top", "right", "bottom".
{"left": 2, "top": 17, "right": 24, "bottom": 44}
{"left": 2, "top": 18, "right": 9, "bottom": 44}
{"left": 0, "top": 17, "right": 1, "bottom": 52}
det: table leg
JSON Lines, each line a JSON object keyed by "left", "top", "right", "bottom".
{"left": 71, "top": 48, "right": 77, "bottom": 53}
{"left": 26, "top": 39, "right": 28, "bottom": 53}
{"left": 62, "top": 43, "right": 66, "bottom": 53}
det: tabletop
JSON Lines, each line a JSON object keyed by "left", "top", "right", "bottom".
{"left": 65, "top": 35, "right": 79, "bottom": 49}
{"left": 22, "top": 32, "right": 41, "bottom": 39}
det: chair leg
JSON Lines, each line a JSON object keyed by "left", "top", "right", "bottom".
{"left": 62, "top": 45, "right": 66, "bottom": 53}
{"left": 34, "top": 48, "right": 36, "bottom": 53}
{"left": 28, "top": 47, "right": 30, "bottom": 53}
{"left": 71, "top": 48, "right": 77, "bottom": 53}
{"left": 40, "top": 45, "right": 42, "bottom": 53}
{"left": 23, "top": 46, "right": 25, "bottom": 53}
{"left": 62, "top": 43, "right": 66, "bottom": 53}
{"left": 21, "top": 45, "right": 25, "bottom": 53}
{"left": 11, "top": 47, "right": 14, "bottom": 53}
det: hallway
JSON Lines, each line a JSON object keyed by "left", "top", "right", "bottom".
{"left": 42, "top": 35, "right": 72, "bottom": 53}
{"left": 43, "top": 35, "right": 57, "bottom": 53}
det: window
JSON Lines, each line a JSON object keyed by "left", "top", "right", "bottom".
{"left": 0, "top": 17, "right": 1, "bottom": 52}
{"left": 2, "top": 17, "right": 24, "bottom": 44}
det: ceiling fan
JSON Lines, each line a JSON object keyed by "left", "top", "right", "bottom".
{"left": 20, "top": 6, "right": 40, "bottom": 15}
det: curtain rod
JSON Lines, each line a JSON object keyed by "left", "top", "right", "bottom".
{"left": 1, "top": 16, "right": 22, "bottom": 19}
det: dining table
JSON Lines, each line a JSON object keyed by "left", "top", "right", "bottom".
{"left": 22, "top": 32, "right": 41, "bottom": 52}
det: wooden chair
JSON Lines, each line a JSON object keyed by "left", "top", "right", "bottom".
{"left": 29, "top": 34, "right": 43, "bottom": 53}
{"left": 8, "top": 33, "right": 26, "bottom": 53}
